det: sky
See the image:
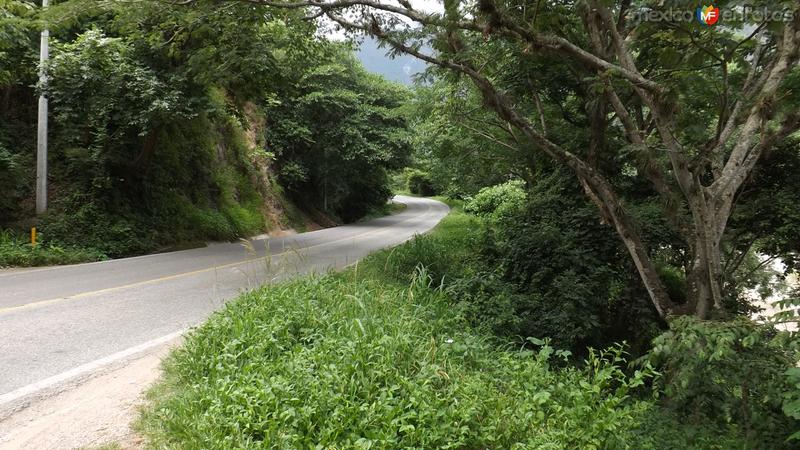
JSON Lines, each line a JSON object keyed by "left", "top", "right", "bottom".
{"left": 322, "top": 0, "right": 442, "bottom": 85}
{"left": 354, "top": 37, "right": 428, "bottom": 85}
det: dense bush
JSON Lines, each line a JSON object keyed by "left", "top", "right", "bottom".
{"left": 377, "top": 211, "right": 797, "bottom": 447}
{"left": 366, "top": 186, "right": 661, "bottom": 352}
{"left": 464, "top": 179, "right": 526, "bottom": 220}
{"left": 0, "top": 144, "right": 29, "bottom": 221}
{"left": 642, "top": 317, "right": 800, "bottom": 448}
{"left": 406, "top": 169, "right": 437, "bottom": 196}
{"left": 359, "top": 206, "right": 482, "bottom": 285}
{"left": 140, "top": 271, "right": 656, "bottom": 448}
{"left": 38, "top": 197, "right": 156, "bottom": 258}
{"left": 267, "top": 54, "right": 412, "bottom": 223}
{"left": 460, "top": 175, "right": 662, "bottom": 351}
{"left": 0, "top": 1, "right": 36, "bottom": 223}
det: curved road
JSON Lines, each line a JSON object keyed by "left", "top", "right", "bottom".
{"left": 0, "top": 196, "right": 448, "bottom": 400}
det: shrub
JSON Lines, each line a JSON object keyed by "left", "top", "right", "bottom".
{"left": 406, "top": 169, "right": 437, "bottom": 196}
{"left": 629, "top": 407, "right": 752, "bottom": 450}
{"left": 642, "top": 316, "right": 800, "bottom": 448}
{"left": 462, "top": 175, "right": 661, "bottom": 351}
{"left": 359, "top": 210, "right": 483, "bottom": 285}
{"left": 0, "top": 229, "right": 105, "bottom": 267}
{"left": 463, "top": 179, "right": 526, "bottom": 221}
{"left": 0, "top": 144, "right": 29, "bottom": 221}
{"left": 657, "top": 263, "right": 688, "bottom": 304}
{"left": 39, "top": 198, "right": 155, "bottom": 258}
{"left": 186, "top": 206, "right": 235, "bottom": 241}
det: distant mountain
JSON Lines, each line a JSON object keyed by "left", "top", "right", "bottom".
{"left": 354, "top": 37, "right": 428, "bottom": 85}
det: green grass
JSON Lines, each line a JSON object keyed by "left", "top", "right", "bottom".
{"left": 137, "top": 206, "right": 752, "bottom": 449}
{"left": 356, "top": 206, "right": 480, "bottom": 287}
{"left": 0, "top": 230, "right": 106, "bottom": 268}
{"left": 137, "top": 210, "right": 659, "bottom": 449}
{"left": 139, "top": 274, "right": 655, "bottom": 449}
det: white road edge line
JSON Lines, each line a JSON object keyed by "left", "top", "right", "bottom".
{"left": 0, "top": 198, "right": 447, "bottom": 416}
{"left": 0, "top": 329, "right": 186, "bottom": 412}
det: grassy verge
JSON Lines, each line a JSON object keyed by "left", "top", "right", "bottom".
{"left": 0, "top": 230, "right": 106, "bottom": 268}
{"left": 355, "top": 205, "right": 477, "bottom": 287}
{"left": 137, "top": 208, "right": 747, "bottom": 449}
{"left": 138, "top": 210, "right": 647, "bottom": 448}
{"left": 138, "top": 287, "right": 650, "bottom": 447}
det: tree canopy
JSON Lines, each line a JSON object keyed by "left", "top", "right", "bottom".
{"left": 232, "top": 0, "right": 800, "bottom": 320}
{"left": 0, "top": 0, "right": 411, "bottom": 255}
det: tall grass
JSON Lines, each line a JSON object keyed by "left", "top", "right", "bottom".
{"left": 357, "top": 208, "right": 483, "bottom": 286}
{"left": 139, "top": 270, "right": 654, "bottom": 448}
{"left": 138, "top": 208, "right": 754, "bottom": 449}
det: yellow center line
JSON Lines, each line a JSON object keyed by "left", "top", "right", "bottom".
{"left": 0, "top": 202, "right": 436, "bottom": 316}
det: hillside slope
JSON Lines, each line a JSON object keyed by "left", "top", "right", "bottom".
{"left": 0, "top": 1, "right": 410, "bottom": 265}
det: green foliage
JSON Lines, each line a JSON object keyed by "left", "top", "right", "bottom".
{"left": 358, "top": 208, "right": 483, "bottom": 286}
{"left": 0, "top": 143, "right": 29, "bottom": 219}
{"left": 656, "top": 264, "right": 688, "bottom": 305}
{"left": 0, "top": 1, "right": 36, "bottom": 223}
{"left": 0, "top": 229, "right": 105, "bottom": 267}
{"left": 0, "top": 5, "right": 272, "bottom": 251}
{"left": 39, "top": 196, "right": 155, "bottom": 257}
{"left": 783, "top": 363, "right": 800, "bottom": 441}
{"left": 405, "top": 168, "right": 437, "bottom": 196}
{"left": 183, "top": 205, "right": 235, "bottom": 242}
{"left": 0, "top": 0, "right": 36, "bottom": 86}
{"left": 459, "top": 174, "right": 662, "bottom": 351}
{"left": 464, "top": 179, "right": 526, "bottom": 221}
{"left": 407, "top": 82, "right": 523, "bottom": 199}
{"left": 727, "top": 139, "right": 800, "bottom": 292}
{"left": 0, "top": 0, "right": 411, "bottom": 262}
{"left": 45, "top": 29, "right": 184, "bottom": 156}
{"left": 139, "top": 269, "right": 655, "bottom": 448}
{"left": 266, "top": 50, "right": 412, "bottom": 222}
{"left": 629, "top": 407, "right": 753, "bottom": 450}
{"left": 642, "top": 317, "right": 800, "bottom": 448}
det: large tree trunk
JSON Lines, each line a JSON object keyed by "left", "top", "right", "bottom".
{"left": 681, "top": 189, "right": 727, "bottom": 318}
{"left": 686, "top": 254, "right": 715, "bottom": 319}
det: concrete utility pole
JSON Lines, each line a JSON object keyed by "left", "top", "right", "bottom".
{"left": 36, "top": 0, "right": 49, "bottom": 215}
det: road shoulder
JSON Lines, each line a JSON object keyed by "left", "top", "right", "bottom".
{"left": 0, "top": 338, "right": 178, "bottom": 450}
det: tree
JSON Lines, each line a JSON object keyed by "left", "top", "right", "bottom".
{"left": 408, "top": 81, "right": 532, "bottom": 198}
{"left": 203, "top": 0, "right": 800, "bottom": 320}
{"left": 266, "top": 49, "right": 412, "bottom": 222}
{"left": 0, "top": 0, "right": 37, "bottom": 220}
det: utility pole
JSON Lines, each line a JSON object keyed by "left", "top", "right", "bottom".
{"left": 36, "top": 0, "right": 49, "bottom": 215}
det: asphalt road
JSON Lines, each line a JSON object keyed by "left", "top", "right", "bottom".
{"left": 0, "top": 196, "right": 448, "bottom": 396}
